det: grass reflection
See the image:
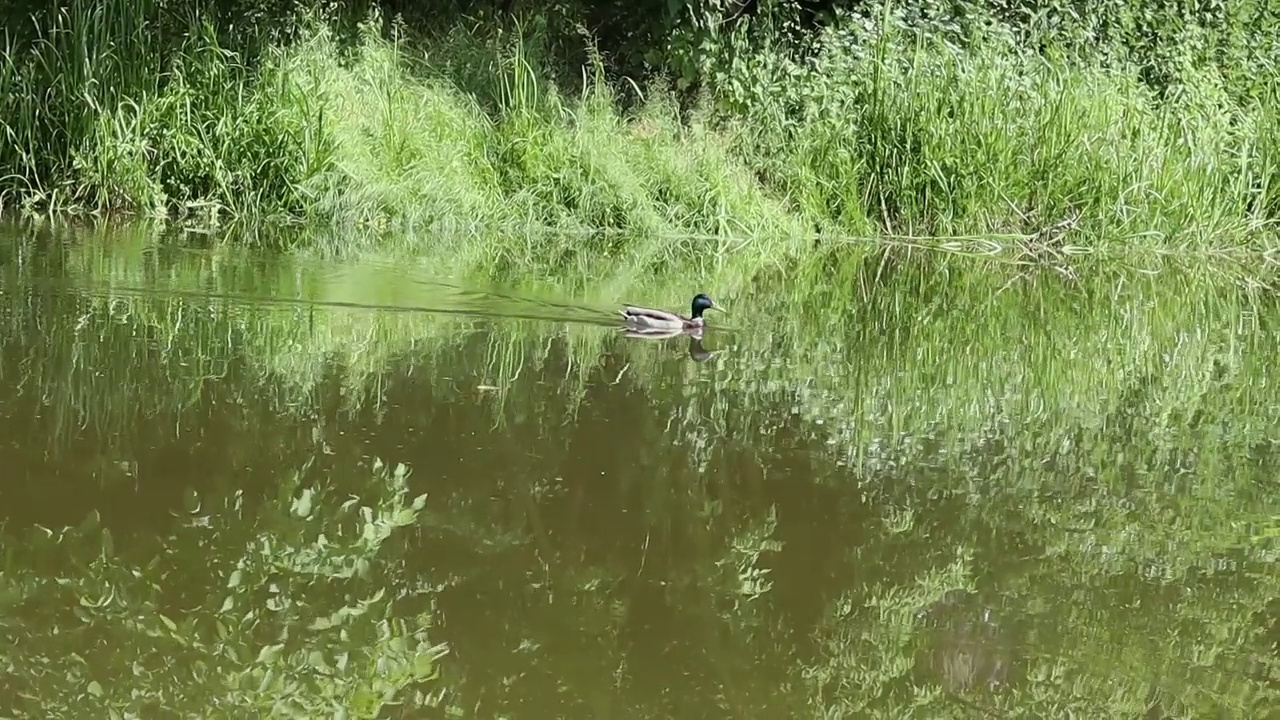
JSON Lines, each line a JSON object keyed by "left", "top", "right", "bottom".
{"left": 0, "top": 224, "right": 1276, "bottom": 716}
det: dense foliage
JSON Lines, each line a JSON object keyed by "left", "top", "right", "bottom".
{"left": 2, "top": 0, "right": 1278, "bottom": 246}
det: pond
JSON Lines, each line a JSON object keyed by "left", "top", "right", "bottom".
{"left": 1, "top": 220, "right": 1277, "bottom": 718}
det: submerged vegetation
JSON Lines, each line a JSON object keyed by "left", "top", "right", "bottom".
{"left": 2, "top": 0, "right": 1279, "bottom": 276}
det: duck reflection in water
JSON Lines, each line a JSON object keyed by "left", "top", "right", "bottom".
{"left": 619, "top": 327, "right": 722, "bottom": 362}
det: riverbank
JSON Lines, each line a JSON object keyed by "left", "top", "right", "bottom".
{"left": 3, "top": 3, "right": 1278, "bottom": 271}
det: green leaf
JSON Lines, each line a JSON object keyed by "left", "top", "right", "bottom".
{"left": 87, "top": 680, "right": 103, "bottom": 697}
{"left": 306, "top": 650, "right": 330, "bottom": 671}
{"left": 256, "top": 643, "right": 285, "bottom": 666}
{"left": 293, "top": 488, "right": 314, "bottom": 518}
{"left": 182, "top": 487, "right": 201, "bottom": 514}
{"left": 79, "top": 509, "right": 101, "bottom": 533}
{"left": 413, "top": 652, "right": 437, "bottom": 677}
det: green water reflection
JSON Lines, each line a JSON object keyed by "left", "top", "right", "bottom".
{"left": 0, "top": 221, "right": 1277, "bottom": 718}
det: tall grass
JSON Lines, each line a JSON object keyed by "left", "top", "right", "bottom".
{"left": 3, "top": 3, "right": 1279, "bottom": 264}
{"left": 0, "top": 0, "right": 330, "bottom": 218}
{"left": 726, "top": 19, "right": 1280, "bottom": 251}
{"left": 0, "top": 0, "right": 154, "bottom": 207}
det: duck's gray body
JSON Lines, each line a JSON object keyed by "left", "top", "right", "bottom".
{"left": 619, "top": 305, "right": 704, "bottom": 330}
{"left": 618, "top": 293, "right": 723, "bottom": 332}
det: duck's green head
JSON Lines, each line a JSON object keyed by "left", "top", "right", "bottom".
{"left": 691, "top": 293, "right": 724, "bottom": 318}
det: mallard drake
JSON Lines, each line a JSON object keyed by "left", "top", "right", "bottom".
{"left": 619, "top": 293, "right": 725, "bottom": 331}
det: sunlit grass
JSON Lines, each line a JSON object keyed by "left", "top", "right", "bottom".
{"left": 723, "top": 19, "right": 1280, "bottom": 252}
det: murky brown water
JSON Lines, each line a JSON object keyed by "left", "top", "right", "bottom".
{"left": 1, "top": 221, "right": 1277, "bottom": 718}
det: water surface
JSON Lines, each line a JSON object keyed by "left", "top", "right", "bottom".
{"left": 1, "top": 221, "right": 1277, "bottom": 718}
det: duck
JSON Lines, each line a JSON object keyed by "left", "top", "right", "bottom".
{"left": 619, "top": 293, "right": 726, "bottom": 332}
